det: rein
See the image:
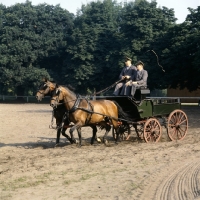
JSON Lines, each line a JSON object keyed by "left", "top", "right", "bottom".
{"left": 94, "top": 78, "right": 123, "bottom": 95}
{"left": 51, "top": 97, "right": 77, "bottom": 106}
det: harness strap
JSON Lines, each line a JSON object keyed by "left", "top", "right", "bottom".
{"left": 68, "top": 94, "right": 81, "bottom": 113}
{"left": 84, "top": 98, "right": 94, "bottom": 125}
{"left": 94, "top": 78, "right": 123, "bottom": 95}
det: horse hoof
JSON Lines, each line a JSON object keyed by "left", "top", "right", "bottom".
{"left": 96, "top": 137, "right": 102, "bottom": 143}
{"left": 104, "top": 139, "right": 109, "bottom": 146}
{"left": 54, "top": 143, "right": 60, "bottom": 147}
{"left": 74, "top": 139, "right": 78, "bottom": 144}
{"left": 69, "top": 140, "right": 74, "bottom": 144}
{"left": 71, "top": 139, "right": 78, "bottom": 144}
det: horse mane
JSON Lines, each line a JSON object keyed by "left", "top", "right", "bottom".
{"left": 65, "top": 84, "right": 75, "bottom": 92}
{"left": 59, "top": 85, "right": 77, "bottom": 97}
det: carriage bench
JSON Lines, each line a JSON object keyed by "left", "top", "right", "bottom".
{"left": 134, "top": 87, "right": 150, "bottom": 101}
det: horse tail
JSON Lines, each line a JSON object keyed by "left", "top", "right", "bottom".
{"left": 112, "top": 101, "right": 133, "bottom": 122}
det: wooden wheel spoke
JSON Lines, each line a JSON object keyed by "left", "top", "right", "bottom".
{"left": 153, "top": 123, "right": 159, "bottom": 128}
{"left": 153, "top": 132, "right": 160, "bottom": 139}
{"left": 170, "top": 127, "right": 176, "bottom": 136}
{"left": 178, "top": 118, "right": 187, "bottom": 125}
{"left": 170, "top": 116, "right": 176, "bottom": 124}
{"left": 178, "top": 127, "right": 186, "bottom": 137}
{"left": 179, "top": 126, "right": 186, "bottom": 133}
{"left": 146, "top": 134, "right": 151, "bottom": 140}
{"left": 178, "top": 113, "right": 184, "bottom": 123}
{"left": 168, "top": 124, "right": 175, "bottom": 128}
{"left": 176, "top": 129, "right": 183, "bottom": 139}
{"left": 176, "top": 112, "right": 182, "bottom": 123}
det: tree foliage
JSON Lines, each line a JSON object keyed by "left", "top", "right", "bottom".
{"left": 0, "top": 1, "right": 74, "bottom": 94}
{"left": 0, "top": 0, "right": 199, "bottom": 95}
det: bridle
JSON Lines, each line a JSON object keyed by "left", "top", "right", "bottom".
{"left": 37, "top": 83, "right": 50, "bottom": 96}
{"left": 50, "top": 89, "right": 78, "bottom": 108}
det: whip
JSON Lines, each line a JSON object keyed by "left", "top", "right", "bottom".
{"left": 146, "top": 50, "right": 165, "bottom": 72}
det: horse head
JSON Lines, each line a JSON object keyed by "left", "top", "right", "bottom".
{"left": 50, "top": 85, "right": 64, "bottom": 108}
{"left": 36, "top": 79, "right": 56, "bottom": 101}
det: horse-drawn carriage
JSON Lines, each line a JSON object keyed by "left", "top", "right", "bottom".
{"left": 36, "top": 80, "right": 188, "bottom": 146}
{"left": 96, "top": 94, "right": 188, "bottom": 143}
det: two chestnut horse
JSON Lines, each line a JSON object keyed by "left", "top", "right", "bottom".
{"left": 36, "top": 80, "right": 76, "bottom": 145}
{"left": 50, "top": 84, "right": 129, "bottom": 147}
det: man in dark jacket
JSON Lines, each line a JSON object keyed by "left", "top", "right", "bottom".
{"left": 130, "top": 61, "right": 148, "bottom": 97}
{"left": 113, "top": 57, "right": 137, "bottom": 96}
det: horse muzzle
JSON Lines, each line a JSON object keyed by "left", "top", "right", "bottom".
{"left": 35, "top": 94, "right": 43, "bottom": 101}
{"left": 50, "top": 102, "right": 57, "bottom": 108}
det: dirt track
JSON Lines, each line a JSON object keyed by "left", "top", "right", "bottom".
{"left": 0, "top": 104, "right": 200, "bottom": 200}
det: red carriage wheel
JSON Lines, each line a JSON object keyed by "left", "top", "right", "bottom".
{"left": 143, "top": 118, "right": 162, "bottom": 143}
{"left": 167, "top": 109, "right": 188, "bottom": 141}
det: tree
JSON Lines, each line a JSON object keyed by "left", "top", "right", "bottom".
{"left": 156, "top": 6, "right": 200, "bottom": 91}
{"left": 119, "top": 0, "right": 177, "bottom": 90}
{"left": 0, "top": 1, "right": 74, "bottom": 95}
{"left": 62, "top": 0, "right": 123, "bottom": 94}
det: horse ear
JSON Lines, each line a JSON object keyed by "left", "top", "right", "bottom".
{"left": 56, "top": 87, "right": 61, "bottom": 94}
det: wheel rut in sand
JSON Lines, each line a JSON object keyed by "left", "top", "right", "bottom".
{"left": 154, "top": 160, "right": 200, "bottom": 200}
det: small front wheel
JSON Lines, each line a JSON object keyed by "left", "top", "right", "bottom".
{"left": 143, "top": 118, "right": 162, "bottom": 143}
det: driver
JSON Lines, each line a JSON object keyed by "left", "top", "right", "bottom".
{"left": 113, "top": 57, "right": 136, "bottom": 96}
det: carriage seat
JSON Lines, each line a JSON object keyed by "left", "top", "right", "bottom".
{"left": 134, "top": 86, "right": 150, "bottom": 101}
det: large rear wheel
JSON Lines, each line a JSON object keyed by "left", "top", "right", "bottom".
{"left": 167, "top": 109, "right": 188, "bottom": 141}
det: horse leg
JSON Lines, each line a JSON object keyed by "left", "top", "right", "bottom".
{"left": 114, "top": 127, "right": 120, "bottom": 144}
{"left": 76, "top": 127, "right": 82, "bottom": 147}
{"left": 103, "top": 124, "right": 111, "bottom": 145}
{"left": 69, "top": 124, "right": 82, "bottom": 147}
{"left": 61, "top": 127, "right": 75, "bottom": 144}
{"left": 55, "top": 127, "right": 61, "bottom": 146}
{"left": 112, "top": 120, "right": 120, "bottom": 144}
{"left": 125, "top": 124, "right": 131, "bottom": 140}
{"left": 90, "top": 125, "right": 97, "bottom": 145}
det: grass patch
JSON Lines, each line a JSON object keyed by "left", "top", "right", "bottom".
{"left": 0, "top": 172, "right": 53, "bottom": 191}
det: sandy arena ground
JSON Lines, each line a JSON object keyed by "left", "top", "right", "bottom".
{"left": 0, "top": 103, "right": 200, "bottom": 200}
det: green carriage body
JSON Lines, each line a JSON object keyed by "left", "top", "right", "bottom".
{"left": 97, "top": 96, "right": 180, "bottom": 120}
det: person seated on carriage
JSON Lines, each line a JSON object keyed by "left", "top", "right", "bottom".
{"left": 113, "top": 56, "right": 137, "bottom": 96}
{"left": 129, "top": 60, "right": 148, "bottom": 97}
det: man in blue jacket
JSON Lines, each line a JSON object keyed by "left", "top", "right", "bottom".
{"left": 130, "top": 60, "right": 148, "bottom": 97}
{"left": 113, "top": 57, "right": 136, "bottom": 96}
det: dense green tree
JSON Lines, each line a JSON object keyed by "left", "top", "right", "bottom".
{"left": 155, "top": 6, "right": 200, "bottom": 91}
{"left": 0, "top": 0, "right": 199, "bottom": 96}
{"left": 62, "top": 0, "right": 123, "bottom": 94}
{"left": 0, "top": 1, "right": 74, "bottom": 95}
{"left": 119, "top": 0, "right": 177, "bottom": 89}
